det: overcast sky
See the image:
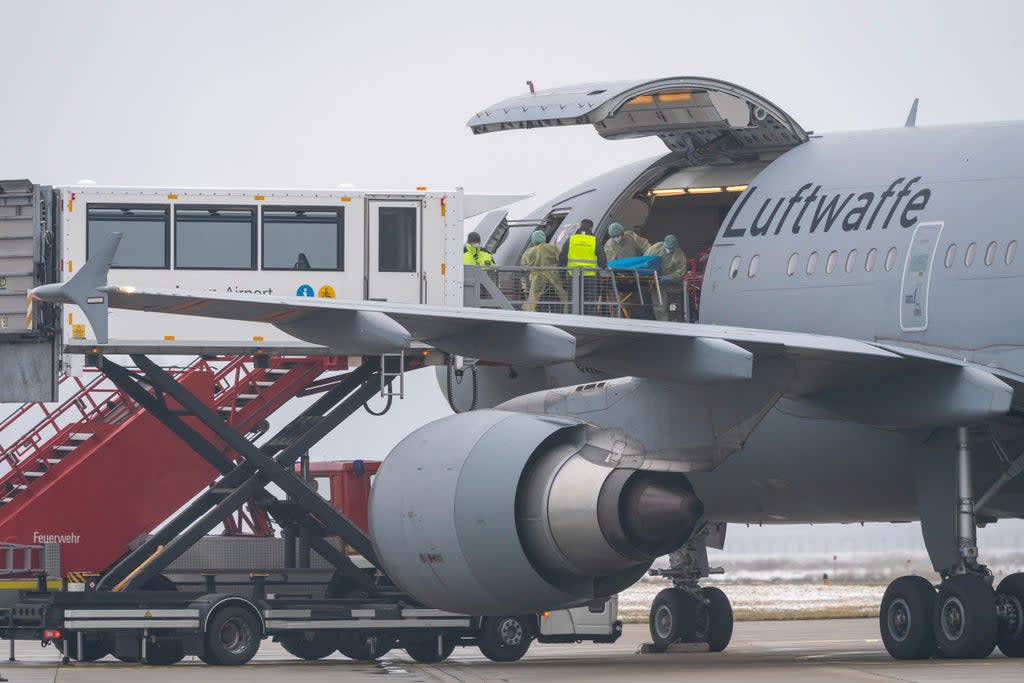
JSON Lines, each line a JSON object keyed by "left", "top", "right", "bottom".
{"left": 3, "top": 0, "right": 1023, "bottom": 554}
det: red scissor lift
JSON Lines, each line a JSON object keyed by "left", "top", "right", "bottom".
{"left": 0, "top": 355, "right": 347, "bottom": 577}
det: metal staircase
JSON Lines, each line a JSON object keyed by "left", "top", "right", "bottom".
{"left": 0, "top": 355, "right": 342, "bottom": 575}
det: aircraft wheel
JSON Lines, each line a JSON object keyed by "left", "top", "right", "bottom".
{"left": 649, "top": 587, "right": 698, "bottom": 652}
{"left": 337, "top": 633, "right": 394, "bottom": 661}
{"left": 280, "top": 631, "right": 338, "bottom": 660}
{"left": 933, "top": 574, "right": 998, "bottom": 659}
{"left": 879, "top": 575, "right": 937, "bottom": 659}
{"left": 403, "top": 633, "right": 457, "bottom": 663}
{"left": 697, "top": 586, "right": 733, "bottom": 652}
{"left": 996, "top": 572, "right": 1024, "bottom": 657}
{"left": 477, "top": 615, "right": 533, "bottom": 662}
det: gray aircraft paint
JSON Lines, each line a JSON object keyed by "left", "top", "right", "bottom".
{"left": 702, "top": 122, "right": 1024, "bottom": 377}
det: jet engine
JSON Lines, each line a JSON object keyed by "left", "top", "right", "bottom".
{"left": 368, "top": 410, "right": 703, "bottom": 614}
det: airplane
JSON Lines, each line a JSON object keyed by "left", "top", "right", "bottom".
{"left": 33, "top": 76, "right": 1024, "bottom": 662}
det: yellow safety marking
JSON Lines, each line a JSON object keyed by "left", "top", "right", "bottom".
{"left": 167, "top": 194, "right": 178, "bottom": 200}
{"left": 163, "top": 335, "right": 175, "bottom": 341}
{"left": 68, "top": 260, "right": 73, "bottom": 273}
{"left": 0, "top": 580, "right": 62, "bottom": 590}
{"left": 254, "top": 195, "right": 265, "bottom": 201}
{"left": 26, "top": 292, "right": 33, "bottom": 328}
{"left": 317, "top": 284, "right": 336, "bottom": 299}
{"left": 252, "top": 335, "right": 264, "bottom": 342}
{"left": 340, "top": 197, "right": 351, "bottom": 202}
{"left": 67, "top": 199, "right": 73, "bottom": 212}
{"left": 72, "top": 324, "right": 86, "bottom": 339}
{"left": 67, "top": 313, "right": 73, "bottom": 325}
{"left": 441, "top": 263, "right": 446, "bottom": 275}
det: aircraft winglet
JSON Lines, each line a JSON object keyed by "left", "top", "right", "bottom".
{"left": 905, "top": 98, "right": 920, "bottom": 127}
{"left": 31, "top": 232, "right": 121, "bottom": 343}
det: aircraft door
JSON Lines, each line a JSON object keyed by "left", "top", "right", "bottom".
{"left": 899, "top": 221, "right": 943, "bottom": 332}
{"left": 368, "top": 201, "right": 422, "bottom": 303}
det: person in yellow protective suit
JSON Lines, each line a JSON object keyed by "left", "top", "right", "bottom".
{"left": 645, "top": 234, "right": 688, "bottom": 321}
{"left": 463, "top": 231, "right": 495, "bottom": 266}
{"left": 603, "top": 222, "right": 650, "bottom": 262}
{"left": 519, "top": 230, "right": 568, "bottom": 312}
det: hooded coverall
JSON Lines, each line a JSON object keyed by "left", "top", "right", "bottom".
{"left": 519, "top": 242, "right": 568, "bottom": 312}
{"left": 645, "top": 241, "right": 688, "bottom": 321}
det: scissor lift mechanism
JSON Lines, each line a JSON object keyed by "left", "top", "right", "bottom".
{"left": 1, "top": 352, "right": 492, "bottom": 665}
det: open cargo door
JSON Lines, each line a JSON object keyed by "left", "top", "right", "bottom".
{"left": 468, "top": 77, "right": 808, "bottom": 162}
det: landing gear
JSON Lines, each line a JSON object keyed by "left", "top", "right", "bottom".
{"left": 879, "top": 575, "right": 937, "bottom": 659}
{"left": 934, "top": 574, "right": 998, "bottom": 659}
{"left": 996, "top": 573, "right": 1024, "bottom": 657}
{"left": 650, "top": 588, "right": 697, "bottom": 651}
{"left": 883, "top": 426, "right": 1022, "bottom": 661}
{"left": 647, "top": 523, "right": 734, "bottom": 653}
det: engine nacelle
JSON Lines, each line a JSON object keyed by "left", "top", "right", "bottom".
{"left": 369, "top": 410, "right": 703, "bottom": 614}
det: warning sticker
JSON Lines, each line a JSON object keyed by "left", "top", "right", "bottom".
{"left": 317, "top": 285, "right": 336, "bottom": 299}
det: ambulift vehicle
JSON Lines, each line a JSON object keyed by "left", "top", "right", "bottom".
{"left": 0, "top": 354, "right": 620, "bottom": 665}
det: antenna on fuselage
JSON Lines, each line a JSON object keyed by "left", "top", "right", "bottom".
{"left": 905, "top": 98, "right": 920, "bottom": 127}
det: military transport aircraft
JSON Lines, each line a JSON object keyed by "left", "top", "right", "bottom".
{"left": 34, "top": 77, "right": 1024, "bottom": 662}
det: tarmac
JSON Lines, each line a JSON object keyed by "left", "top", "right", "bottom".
{"left": 0, "top": 619, "right": 1020, "bottom": 683}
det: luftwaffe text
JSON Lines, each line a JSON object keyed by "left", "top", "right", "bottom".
{"left": 723, "top": 177, "right": 932, "bottom": 239}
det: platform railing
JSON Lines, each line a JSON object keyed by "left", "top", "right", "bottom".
{"left": 464, "top": 265, "right": 690, "bottom": 320}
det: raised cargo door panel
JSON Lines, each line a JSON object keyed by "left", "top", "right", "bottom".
{"left": 467, "top": 77, "right": 808, "bottom": 160}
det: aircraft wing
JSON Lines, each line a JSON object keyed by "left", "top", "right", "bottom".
{"left": 90, "top": 285, "right": 1018, "bottom": 430}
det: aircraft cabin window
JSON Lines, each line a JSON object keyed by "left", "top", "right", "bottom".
{"left": 985, "top": 241, "right": 998, "bottom": 266}
{"left": 747, "top": 254, "right": 760, "bottom": 278}
{"left": 175, "top": 206, "right": 256, "bottom": 270}
{"left": 806, "top": 251, "right": 818, "bottom": 275}
{"left": 884, "top": 247, "right": 897, "bottom": 272}
{"left": 378, "top": 206, "right": 418, "bottom": 272}
{"left": 865, "top": 248, "right": 878, "bottom": 272}
{"left": 263, "top": 207, "right": 344, "bottom": 271}
{"left": 1007, "top": 240, "right": 1018, "bottom": 265}
{"left": 845, "top": 249, "right": 858, "bottom": 273}
{"left": 964, "top": 242, "right": 977, "bottom": 267}
{"left": 728, "top": 255, "right": 741, "bottom": 279}
{"left": 786, "top": 252, "right": 799, "bottom": 276}
{"left": 825, "top": 250, "right": 838, "bottom": 274}
{"left": 87, "top": 204, "right": 169, "bottom": 269}
{"left": 944, "top": 244, "right": 957, "bottom": 268}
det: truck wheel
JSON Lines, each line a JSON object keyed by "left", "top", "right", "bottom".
{"left": 337, "top": 633, "right": 394, "bottom": 661}
{"left": 403, "top": 634, "right": 456, "bottom": 663}
{"left": 55, "top": 634, "right": 109, "bottom": 662}
{"left": 280, "top": 632, "right": 338, "bottom": 660}
{"left": 477, "top": 616, "right": 533, "bottom": 662}
{"left": 203, "top": 605, "right": 262, "bottom": 665}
